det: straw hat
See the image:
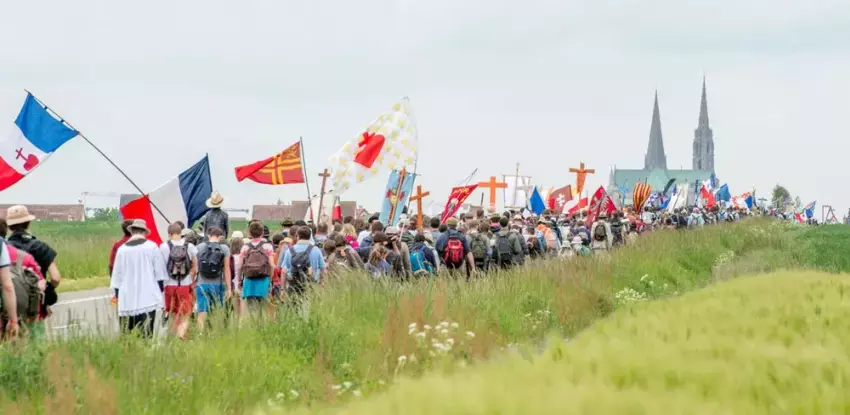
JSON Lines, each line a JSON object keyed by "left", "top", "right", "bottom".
{"left": 128, "top": 219, "right": 150, "bottom": 234}
{"left": 5, "top": 205, "right": 36, "bottom": 226}
{"left": 206, "top": 191, "right": 224, "bottom": 208}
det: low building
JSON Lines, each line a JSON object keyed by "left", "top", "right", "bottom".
{"left": 0, "top": 204, "right": 85, "bottom": 222}
{"left": 252, "top": 201, "right": 358, "bottom": 222}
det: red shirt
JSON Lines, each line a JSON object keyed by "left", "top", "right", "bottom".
{"left": 109, "top": 236, "right": 130, "bottom": 276}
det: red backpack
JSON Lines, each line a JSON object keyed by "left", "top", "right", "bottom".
{"left": 443, "top": 235, "right": 465, "bottom": 267}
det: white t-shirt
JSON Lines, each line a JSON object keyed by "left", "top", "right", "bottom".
{"left": 159, "top": 239, "right": 197, "bottom": 286}
{"left": 0, "top": 241, "right": 10, "bottom": 268}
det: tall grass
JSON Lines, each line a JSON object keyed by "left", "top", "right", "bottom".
{"left": 0, "top": 220, "right": 844, "bottom": 414}
{"left": 285, "top": 270, "right": 850, "bottom": 415}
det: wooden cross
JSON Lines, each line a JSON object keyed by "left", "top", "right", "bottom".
{"left": 316, "top": 168, "right": 331, "bottom": 222}
{"left": 478, "top": 176, "right": 507, "bottom": 213}
{"left": 408, "top": 185, "right": 430, "bottom": 232}
{"left": 569, "top": 162, "right": 595, "bottom": 196}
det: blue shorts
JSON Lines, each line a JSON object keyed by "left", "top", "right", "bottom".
{"left": 196, "top": 284, "right": 225, "bottom": 313}
{"left": 242, "top": 276, "right": 270, "bottom": 299}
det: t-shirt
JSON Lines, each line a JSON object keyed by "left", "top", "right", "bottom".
{"left": 0, "top": 240, "right": 11, "bottom": 269}
{"left": 159, "top": 240, "right": 197, "bottom": 286}
{"left": 196, "top": 241, "right": 231, "bottom": 284}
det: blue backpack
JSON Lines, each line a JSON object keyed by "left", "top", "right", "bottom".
{"left": 409, "top": 247, "right": 433, "bottom": 276}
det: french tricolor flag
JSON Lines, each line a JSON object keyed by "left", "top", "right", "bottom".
{"left": 0, "top": 94, "right": 78, "bottom": 191}
{"left": 120, "top": 156, "right": 213, "bottom": 244}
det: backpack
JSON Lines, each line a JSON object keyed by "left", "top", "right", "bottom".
{"left": 198, "top": 242, "right": 225, "bottom": 278}
{"left": 166, "top": 242, "right": 191, "bottom": 283}
{"left": 470, "top": 234, "right": 489, "bottom": 264}
{"left": 443, "top": 235, "right": 465, "bottom": 268}
{"left": 242, "top": 242, "right": 271, "bottom": 279}
{"left": 610, "top": 221, "right": 623, "bottom": 244}
{"left": 288, "top": 246, "right": 313, "bottom": 294}
{"left": 593, "top": 223, "right": 607, "bottom": 241}
{"left": 526, "top": 235, "right": 542, "bottom": 259}
{"left": 494, "top": 233, "right": 514, "bottom": 266}
{"left": 1, "top": 248, "right": 41, "bottom": 321}
{"left": 409, "top": 247, "right": 433, "bottom": 277}
{"left": 329, "top": 250, "right": 355, "bottom": 272}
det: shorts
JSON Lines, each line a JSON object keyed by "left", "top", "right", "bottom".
{"left": 165, "top": 285, "right": 194, "bottom": 316}
{"left": 242, "top": 276, "right": 270, "bottom": 299}
{"left": 196, "top": 284, "right": 225, "bottom": 313}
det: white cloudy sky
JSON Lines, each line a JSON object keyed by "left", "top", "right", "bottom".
{"left": 1, "top": 0, "right": 848, "bottom": 217}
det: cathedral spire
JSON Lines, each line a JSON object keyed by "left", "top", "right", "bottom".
{"left": 644, "top": 91, "right": 668, "bottom": 170}
{"left": 698, "top": 76, "right": 709, "bottom": 128}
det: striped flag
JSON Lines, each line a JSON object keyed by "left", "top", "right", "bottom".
{"left": 632, "top": 182, "right": 652, "bottom": 210}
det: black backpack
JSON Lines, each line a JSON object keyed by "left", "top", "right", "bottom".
{"left": 167, "top": 242, "right": 191, "bottom": 282}
{"left": 288, "top": 246, "right": 313, "bottom": 294}
{"left": 494, "top": 233, "right": 514, "bottom": 267}
{"left": 198, "top": 242, "right": 225, "bottom": 278}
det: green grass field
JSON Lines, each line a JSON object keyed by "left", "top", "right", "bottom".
{"left": 1, "top": 220, "right": 846, "bottom": 414}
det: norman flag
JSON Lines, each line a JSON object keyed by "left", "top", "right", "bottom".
{"left": 632, "top": 182, "right": 652, "bottom": 210}
{"left": 329, "top": 98, "right": 418, "bottom": 194}
{"left": 0, "top": 94, "right": 78, "bottom": 191}
{"left": 587, "top": 186, "right": 617, "bottom": 224}
{"left": 234, "top": 141, "right": 305, "bottom": 185}
{"left": 441, "top": 184, "right": 478, "bottom": 223}
{"left": 547, "top": 185, "right": 573, "bottom": 212}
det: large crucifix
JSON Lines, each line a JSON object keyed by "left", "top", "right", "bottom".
{"left": 408, "top": 185, "right": 430, "bottom": 232}
{"left": 316, "top": 168, "right": 331, "bottom": 223}
{"left": 478, "top": 176, "right": 507, "bottom": 213}
{"left": 569, "top": 162, "right": 595, "bottom": 196}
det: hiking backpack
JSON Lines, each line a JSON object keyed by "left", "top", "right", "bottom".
{"left": 242, "top": 242, "right": 271, "bottom": 279}
{"left": 494, "top": 233, "right": 514, "bottom": 266}
{"left": 409, "top": 247, "right": 433, "bottom": 277}
{"left": 470, "top": 234, "right": 489, "bottom": 265}
{"left": 287, "top": 246, "right": 313, "bottom": 294}
{"left": 443, "top": 235, "right": 465, "bottom": 268}
{"left": 1, "top": 249, "right": 41, "bottom": 321}
{"left": 167, "top": 242, "right": 191, "bottom": 282}
{"left": 198, "top": 242, "right": 225, "bottom": 278}
{"left": 593, "top": 223, "right": 608, "bottom": 241}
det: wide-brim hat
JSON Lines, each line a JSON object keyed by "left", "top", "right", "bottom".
{"left": 571, "top": 236, "right": 583, "bottom": 245}
{"left": 128, "top": 219, "right": 150, "bottom": 233}
{"left": 206, "top": 191, "right": 224, "bottom": 208}
{"left": 5, "top": 205, "right": 36, "bottom": 226}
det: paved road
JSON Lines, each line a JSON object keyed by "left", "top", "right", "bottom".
{"left": 47, "top": 287, "right": 165, "bottom": 340}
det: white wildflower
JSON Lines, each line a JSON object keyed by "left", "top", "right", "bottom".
{"left": 397, "top": 355, "right": 408, "bottom": 363}
{"left": 408, "top": 327, "right": 416, "bottom": 335}
{"left": 353, "top": 389, "right": 362, "bottom": 397}
{"left": 439, "top": 321, "right": 449, "bottom": 328}
{"left": 331, "top": 384, "right": 342, "bottom": 391}
{"left": 289, "top": 390, "right": 300, "bottom": 399}
{"left": 423, "top": 324, "right": 432, "bottom": 331}
{"left": 343, "top": 381, "right": 353, "bottom": 390}
{"left": 415, "top": 331, "right": 426, "bottom": 338}
{"left": 640, "top": 274, "right": 649, "bottom": 282}
{"left": 450, "top": 322, "right": 459, "bottom": 329}
{"left": 446, "top": 338, "right": 455, "bottom": 345}
{"left": 440, "top": 329, "right": 449, "bottom": 336}
{"left": 267, "top": 399, "right": 275, "bottom": 407}
{"left": 378, "top": 380, "right": 386, "bottom": 386}
{"left": 276, "top": 392, "right": 285, "bottom": 400}
{"left": 408, "top": 322, "right": 417, "bottom": 330}
{"left": 466, "top": 331, "right": 476, "bottom": 338}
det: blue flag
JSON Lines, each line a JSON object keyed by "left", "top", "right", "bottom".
{"left": 715, "top": 184, "right": 731, "bottom": 202}
{"left": 379, "top": 169, "right": 416, "bottom": 226}
{"left": 744, "top": 194, "right": 754, "bottom": 210}
{"left": 529, "top": 186, "right": 546, "bottom": 215}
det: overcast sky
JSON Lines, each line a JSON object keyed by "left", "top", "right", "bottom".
{"left": 1, "top": 0, "right": 848, "bottom": 217}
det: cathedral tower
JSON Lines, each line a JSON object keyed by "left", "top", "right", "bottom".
{"left": 644, "top": 91, "right": 668, "bottom": 170}
{"left": 692, "top": 77, "right": 715, "bottom": 171}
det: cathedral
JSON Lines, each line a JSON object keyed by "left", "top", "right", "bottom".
{"left": 608, "top": 78, "right": 716, "bottom": 206}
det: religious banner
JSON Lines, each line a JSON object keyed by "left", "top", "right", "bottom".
{"left": 235, "top": 141, "right": 305, "bottom": 185}
{"left": 503, "top": 175, "right": 532, "bottom": 209}
{"left": 567, "top": 197, "right": 588, "bottom": 216}
{"left": 586, "top": 186, "right": 617, "bottom": 224}
{"left": 547, "top": 185, "right": 573, "bottom": 212}
{"left": 379, "top": 169, "right": 415, "bottom": 226}
{"left": 440, "top": 184, "right": 478, "bottom": 223}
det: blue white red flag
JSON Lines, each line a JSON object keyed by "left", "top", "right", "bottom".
{"left": 0, "top": 94, "right": 78, "bottom": 191}
{"left": 120, "top": 156, "right": 213, "bottom": 245}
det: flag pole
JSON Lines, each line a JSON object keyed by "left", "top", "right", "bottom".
{"left": 24, "top": 89, "right": 171, "bottom": 222}
{"left": 298, "top": 137, "right": 316, "bottom": 222}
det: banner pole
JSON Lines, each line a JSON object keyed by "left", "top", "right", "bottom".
{"left": 298, "top": 137, "right": 316, "bottom": 222}
{"left": 24, "top": 89, "right": 171, "bottom": 223}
